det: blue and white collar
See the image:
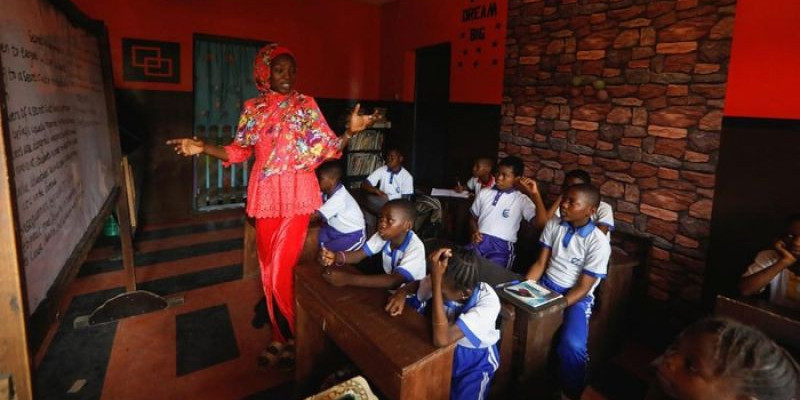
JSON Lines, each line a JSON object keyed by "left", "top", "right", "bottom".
{"left": 382, "top": 230, "right": 414, "bottom": 268}
{"left": 491, "top": 185, "right": 516, "bottom": 206}
{"left": 322, "top": 183, "right": 343, "bottom": 202}
{"left": 559, "top": 219, "right": 596, "bottom": 247}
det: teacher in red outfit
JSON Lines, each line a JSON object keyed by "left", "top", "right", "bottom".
{"left": 168, "top": 44, "right": 376, "bottom": 368}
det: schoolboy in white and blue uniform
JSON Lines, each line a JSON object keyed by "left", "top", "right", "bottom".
{"left": 468, "top": 156, "right": 547, "bottom": 269}
{"left": 549, "top": 169, "right": 615, "bottom": 237}
{"left": 458, "top": 157, "right": 494, "bottom": 196}
{"left": 315, "top": 161, "right": 366, "bottom": 252}
{"left": 362, "top": 149, "right": 414, "bottom": 201}
{"left": 319, "top": 199, "right": 426, "bottom": 289}
{"left": 387, "top": 247, "right": 500, "bottom": 400}
{"left": 525, "top": 184, "right": 611, "bottom": 399}
{"left": 362, "top": 229, "right": 426, "bottom": 282}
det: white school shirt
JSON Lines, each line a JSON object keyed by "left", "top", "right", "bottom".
{"left": 742, "top": 250, "right": 800, "bottom": 309}
{"left": 318, "top": 184, "right": 366, "bottom": 234}
{"left": 366, "top": 166, "right": 414, "bottom": 200}
{"left": 540, "top": 217, "right": 611, "bottom": 296}
{"left": 470, "top": 187, "right": 537, "bottom": 243}
{"left": 416, "top": 278, "right": 501, "bottom": 349}
{"left": 466, "top": 176, "right": 495, "bottom": 196}
{"left": 555, "top": 201, "right": 615, "bottom": 234}
{"left": 363, "top": 230, "right": 426, "bottom": 282}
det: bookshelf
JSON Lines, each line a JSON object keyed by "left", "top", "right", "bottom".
{"left": 345, "top": 119, "right": 390, "bottom": 189}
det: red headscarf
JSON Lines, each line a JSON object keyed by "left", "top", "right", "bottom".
{"left": 253, "top": 43, "right": 295, "bottom": 93}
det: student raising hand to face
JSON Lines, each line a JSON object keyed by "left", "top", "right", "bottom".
{"left": 517, "top": 177, "right": 539, "bottom": 196}
{"left": 430, "top": 247, "right": 453, "bottom": 286}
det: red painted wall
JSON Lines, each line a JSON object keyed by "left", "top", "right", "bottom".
{"left": 725, "top": 0, "right": 800, "bottom": 119}
{"left": 380, "top": 0, "right": 508, "bottom": 104}
{"left": 72, "top": 0, "right": 382, "bottom": 100}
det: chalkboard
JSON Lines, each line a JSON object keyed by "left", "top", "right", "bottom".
{"left": 0, "top": 0, "right": 118, "bottom": 312}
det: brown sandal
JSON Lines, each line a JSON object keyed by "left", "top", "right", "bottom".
{"left": 258, "top": 341, "right": 284, "bottom": 367}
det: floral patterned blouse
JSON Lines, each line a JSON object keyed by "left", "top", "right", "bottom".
{"left": 224, "top": 90, "right": 342, "bottom": 218}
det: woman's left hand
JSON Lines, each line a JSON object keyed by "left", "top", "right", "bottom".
{"left": 348, "top": 103, "right": 380, "bottom": 133}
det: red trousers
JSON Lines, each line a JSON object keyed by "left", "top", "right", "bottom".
{"left": 255, "top": 214, "right": 310, "bottom": 343}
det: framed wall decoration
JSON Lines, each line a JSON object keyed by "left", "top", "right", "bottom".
{"left": 122, "top": 38, "right": 180, "bottom": 83}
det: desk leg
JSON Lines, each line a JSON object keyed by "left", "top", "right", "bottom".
{"left": 516, "top": 310, "right": 564, "bottom": 397}
{"left": 294, "top": 300, "right": 335, "bottom": 397}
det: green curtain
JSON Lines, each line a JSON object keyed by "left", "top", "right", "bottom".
{"left": 193, "top": 39, "right": 261, "bottom": 207}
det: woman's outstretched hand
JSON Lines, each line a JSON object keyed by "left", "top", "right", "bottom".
{"left": 166, "top": 137, "right": 204, "bottom": 157}
{"left": 348, "top": 103, "right": 380, "bottom": 133}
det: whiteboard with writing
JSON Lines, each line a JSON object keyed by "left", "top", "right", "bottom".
{"left": 0, "top": 0, "right": 115, "bottom": 311}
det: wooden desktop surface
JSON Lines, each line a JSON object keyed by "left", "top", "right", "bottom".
{"left": 295, "top": 262, "right": 456, "bottom": 400}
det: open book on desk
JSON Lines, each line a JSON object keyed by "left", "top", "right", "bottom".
{"left": 430, "top": 188, "right": 470, "bottom": 199}
{"left": 497, "top": 280, "right": 563, "bottom": 310}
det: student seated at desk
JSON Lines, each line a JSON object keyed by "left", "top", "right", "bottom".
{"left": 361, "top": 148, "right": 414, "bottom": 201}
{"left": 739, "top": 214, "right": 800, "bottom": 309}
{"left": 469, "top": 155, "right": 547, "bottom": 269}
{"left": 525, "top": 183, "right": 611, "bottom": 400}
{"left": 546, "top": 169, "right": 615, "bottom": 236}
{"left": 312, "top": 161, "right": 366, "bottom": 252}
{"left": 319, "top": 199, "right": 425, "bottom": 289}
{"left": 647, "top": 317, "right": 798, "bottom": 400}
{"left": 386, "top": 247, "right": 501, "bottom": 400}
{"left": 455, "top": 157, "right": 495, "bottom": 196}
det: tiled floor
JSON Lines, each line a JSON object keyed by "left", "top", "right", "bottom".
{"left": 34, "top": 212, "right": 292, "bottom": 400}
{"left": 33, "top": 211, "right": 658, "bottom": 400}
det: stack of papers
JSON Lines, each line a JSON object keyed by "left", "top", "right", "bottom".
{"left": 430, "top": 188, "right": 470, "bottom": 199}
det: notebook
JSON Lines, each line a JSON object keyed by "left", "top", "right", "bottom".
{"left": 500, "top": 280, "right": 563, "bottom": 310}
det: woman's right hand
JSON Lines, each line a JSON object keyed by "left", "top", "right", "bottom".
{"left": 166, "top": 137, "right": 205, "bottom": 157}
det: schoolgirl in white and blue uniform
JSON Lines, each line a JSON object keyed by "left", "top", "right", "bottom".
{"left": 538, "top": 216, "right": 611, "bottom": 397}
{"left": 318, "top": 183, "right": 366, "bottom": 252}
{"left": 469, "top": 186, "right": 537, "bottom": 269}
{"left": 363, "top": 230, "right": 427, "bottom": 282}
{"left": 412, "top": 247, "right": 501, "bottom": 400}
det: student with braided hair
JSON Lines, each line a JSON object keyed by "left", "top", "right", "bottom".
{"left": 386, "top": 247, "right": 500, "bottom": 400}
{"left": 649, "top": 317, "right": 799, "bottom": 400}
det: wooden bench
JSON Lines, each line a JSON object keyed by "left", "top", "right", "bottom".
{"left": 587, "top": 232, "right": 651, "bottom": 377}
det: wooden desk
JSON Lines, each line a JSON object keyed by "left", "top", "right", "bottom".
{"left": 497, "top": 280, "right": 567, "bottom": 396}
{"left": 486, "top": 248, "right": 642, "bottom": 397}
{"left": 294, "top": 262, "right": 456, "bottom": 400}
{"left": 715, "top": 295, "right": 800, "bottom": 356}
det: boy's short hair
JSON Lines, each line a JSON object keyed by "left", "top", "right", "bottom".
{"left": 567, "top": 183, "right": 600, "bottom": 208}
{"left": 785, "top": 213, "right": 800, "bottom": 228}
{"left": 384, "top": 199, "right": 417, "bottom": 222}
{"left": 386, "top": 148, "right": 403, "bottom": 158}
{"left": 498, "top": 156, "right": 524, "bottom": 177}
{"left": 476, "top": 157, "right": 494, "bottom": 168}
{"left": 564, "top": 169, "right": 592, "bottom": 185}
{"left": 316, "top": 160, "right": 343, "bottom": 181}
